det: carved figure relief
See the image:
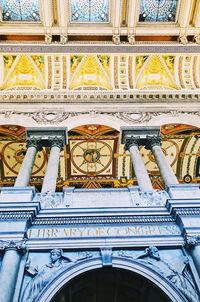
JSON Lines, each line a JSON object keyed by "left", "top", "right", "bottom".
{"left": 119, "top": 246, "right": 199, "bottom": 302}
{"left": 22, "top": 249, "right": 92, "bottom": 302}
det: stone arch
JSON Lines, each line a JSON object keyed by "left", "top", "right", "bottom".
{"left": 34, "top": 257, "right": 188, "bottom": 302}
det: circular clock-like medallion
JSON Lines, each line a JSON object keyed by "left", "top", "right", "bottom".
{"left": 71, "top": 140, "right": 112, "bottom": 175}
{"left": 83, "top": 149, "right": 100, "bottom": 163}
{"left": 15, "top": 148, "right": 26, "bottom": 164}
{"left": 2, "top": 142, "right": 46, "bottom": 175}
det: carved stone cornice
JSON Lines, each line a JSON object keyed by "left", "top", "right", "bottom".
{"left": 0, "top": 240, "right": 27, "bottom": 254}
{"left": 0, "top": 211, "right": 33, "bottom": 221}
{"left": 32, "top": 215, "right": 175, "bottom": 226}
{"left": 0, "top": 91, "right": 200, "bottom": 103}
{"left": 145, "top": 135, "right": 162, "bottom": 150}
{"left": 174, "top": 208, "right": 200, "bottom": 216}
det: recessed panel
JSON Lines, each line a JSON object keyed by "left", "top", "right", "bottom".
{"left": 1, "top": 0, "right": 40, "bottom": 21}
{"left": 139, "top": 0, "right": 178, "bottom": 22}
{"left": 70, "top": 0, "right": 110, "bottom": 23}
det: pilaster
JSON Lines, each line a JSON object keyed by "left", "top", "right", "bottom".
{"left": 113, "top": 0, "right": 122, "bottom": 44}
{"left": 57, "top": 0, "right": 68, "bottom": 44}
{"left": 40, "top": 0, "right": 54, "bottom": 43}
{"left": 127, "top": 0, "right": 138, "bottom": 44}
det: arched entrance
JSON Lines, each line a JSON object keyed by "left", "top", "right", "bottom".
{"left": 51, "top": 267, "right": 171, "bottom": 302}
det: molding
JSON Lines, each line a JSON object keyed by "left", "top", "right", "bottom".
{"left": 32, "top": 215, "right": 175, "bottom": 226}
{"left": 0, "top": 108, "right": 199, "bottom": 125}
{"left": 0, "top": 211, "right": 34, "bottom": 220}
{"left": 0, "top": 43, "right": 200, "bottom": 53}
{"left": 0, "top": 91, "right": 200, "bottom": 103}
{"left": 174, "top": 208, "right": 200, "bottom": 216}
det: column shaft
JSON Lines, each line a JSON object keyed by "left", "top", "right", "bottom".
{"left": 0, "top": 249, "right": 21, "bottom": 302}
{"left": 41, "top": 145, "right": 61, "bottom": 193}
{"left": 130, "top": 145, "right": 153, "bottom": 192}
{"left": 151, "top": 145, "right": 179, "bottom": 186}
{"left": 15, "top": 146, "right": 37, "bottom": 187}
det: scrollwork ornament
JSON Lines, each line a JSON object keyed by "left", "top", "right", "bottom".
{"left": 49, "top": 137, "right": 64, "bottom": 150}
{"left": 145, "top": 135, "right": 161, "bottom": 150}
{"left": 0, "top": 240, "right": 27, "bottom": 254}
{"left": 125, "top": 137, "right": 140, "bottom": 151}
{"left": 184, "top": 235, "right": 200, "bottom": 249}
{"left": 27, "top": 137, "right": 42, "bottom": 151}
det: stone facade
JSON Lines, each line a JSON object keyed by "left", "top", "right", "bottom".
{"left": 0, "top": 127, "right": 199, "bottom": 302}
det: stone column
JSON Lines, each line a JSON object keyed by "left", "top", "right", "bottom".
{"left": 14, "top": 138, "right": 41, "bottom": 187}
{"left": 41, "top": 137, "right": 64, "bottom": 193}
{"left": 146, "top": 136, "right": 179, "bottom": 187}
{"left": 185, "top": 235, "right": 200, "bottom": 277}
{"left": 125, "top": 138, "right": 153, "bottom": 192}
{"left": 0, "top": 240, "right": 26, "bottom": 302}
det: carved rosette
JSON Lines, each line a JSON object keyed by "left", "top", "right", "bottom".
{"left": 145, "top": 135, "right": 161, "bottom": 150}
{"left": 124, "top": 137, "right": 140, "bottom": 151}
{"left": 0, "top": 240, "right": 27, "bottom": 254}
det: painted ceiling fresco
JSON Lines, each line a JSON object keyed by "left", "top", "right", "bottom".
{"left": 0, "top": 124, "right": 199, "bottom": 190}
{"left": 0, "top": 54, "right": 199, "bottom": 92}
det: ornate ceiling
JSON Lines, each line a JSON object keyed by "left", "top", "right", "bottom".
{"left": 0, "top": 123, "right": 199, "bottom": 190}
{"left": 0, "top": 53, "right": 199, "bottom": 101}
{"left": 0, "top": 0, "right": 199, "bottom": 43}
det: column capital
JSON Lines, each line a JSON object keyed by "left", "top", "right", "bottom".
{"left": 0, "top": 240, "right": 27, "bottom": 254}
{"left": 145, "top": 135, "right": 161, "bottom": 150}
{"left": 184, "top": 235, "right": 200, "bottom": 249}
{"left": 49, "top": 136, "right": 64, "bottom": 150}
{"left": 27, "top": 137, "right": 42, "bottom": 151}
{"left": 125, "top": 137, "right": 140, "bottom": 151}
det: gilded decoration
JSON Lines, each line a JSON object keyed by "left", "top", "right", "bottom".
{"left": 1, "top": 55, "right": 45, "bottom": 90}
{"left": 0, "top": 123, "right": 199, "bottom": 190}
{"left": 0, "top": 53, "right": 200, "bottom": 92}
{"left": 136, "top": 55, "right": 177, "bottom": 90}
{"left": 70, "top": 55, "right": 112, "bottom": 90}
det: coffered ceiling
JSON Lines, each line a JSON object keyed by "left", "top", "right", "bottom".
{"left": 0, "top": 0, "right": 199, "bottom": 43}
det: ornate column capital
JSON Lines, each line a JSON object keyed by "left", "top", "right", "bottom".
{"left": 0, "top": 240, "right": 27, "bottom": 254}
{"left": 184, "top": 235, "right": 200, "bottom": 249}
{"left": 49, "top": 136, "right": 64, "bottom": 150}
{"left": 145, "top": 135, "right": 161, "bottom": 150}
{"left": 27, "top": 137, "right": 42, "bottom": 151}
{"left": 125, "top": 137, "right": 140, "bottom": 151}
